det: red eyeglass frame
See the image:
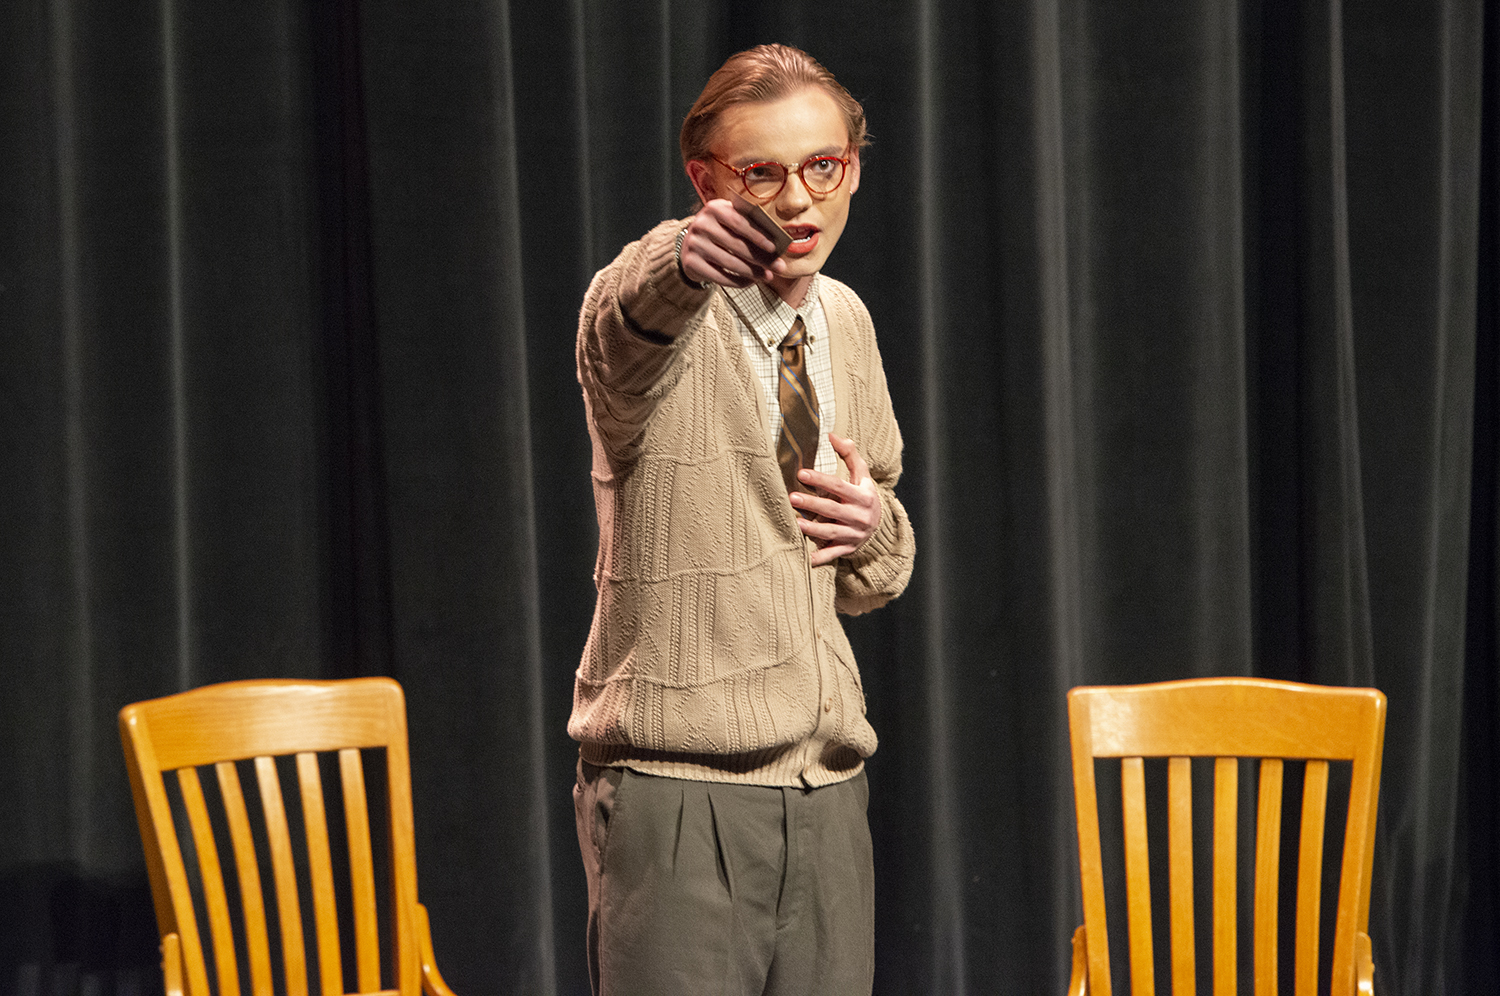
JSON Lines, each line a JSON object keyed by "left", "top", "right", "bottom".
{"left": 708, "top": 147, "right": 852, "bottom": 202}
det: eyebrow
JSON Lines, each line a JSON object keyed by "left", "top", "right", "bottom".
{"left": 733, "top": 145, "right": 846, "bottom": 166}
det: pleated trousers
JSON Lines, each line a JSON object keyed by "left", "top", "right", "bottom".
{"left": 573, "top": 760, "right": 875, "bottom": 996}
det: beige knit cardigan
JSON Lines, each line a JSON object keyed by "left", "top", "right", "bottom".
{"left": 572, "top": 219, "right": 915, "bottom": 786}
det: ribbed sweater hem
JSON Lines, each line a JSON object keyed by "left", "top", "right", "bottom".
{"left": 579, "top": 741, "right": 864, "bottom": 788}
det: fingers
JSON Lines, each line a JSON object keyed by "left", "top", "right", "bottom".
{"left": 794, "top": 469, "right": 857, "bottom": 505}
{"left": 792, "top": 484, "right": 878, "bottom": 531}
{"left": 790, "top": 433, "right": 882, "bottom": 564}
{"left": 828, "top": 432, "right": 871, "bottom": 483}
{"left": 791, "top": 475, "right": 880, "bottom": 553}
{"left": 789, "top": 482, "right": 853, "bottom": 519}
{"left": 701, "top": 199, "right": 784, "bottom": 257}
{"left": 679, "top": 201, "right": 789, "bottom": 287}
{"left": 795, "top": 513, "right": 865, "bottom": 566}
{"left": 795, "top": 459, "right": 876, "bottom": 509}
{"left": 807, "top": 542, "right": 858, "bottom": 567}
{"left": 794, "top": 507, "right": 861, "bottom": 540}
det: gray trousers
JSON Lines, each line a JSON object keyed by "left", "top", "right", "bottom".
{"left": 573, "top": 760, "right": 875, "bottom": 996}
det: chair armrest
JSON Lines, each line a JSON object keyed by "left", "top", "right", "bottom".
{"left": 161, "top": 933, "right": 184, "bottom": 996}
{"left": 1357, "top": 931, "right": 1374, "bottom": 996}
{"left": 418, "top": 904, "right": 458, "bottom": 996}
{"left": 1067, "top": 925, "right": 1088, "bottom": 996}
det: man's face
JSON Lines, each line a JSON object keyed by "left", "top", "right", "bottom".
{"left": 691, "top": 87, "right": 861, "bottom": 298}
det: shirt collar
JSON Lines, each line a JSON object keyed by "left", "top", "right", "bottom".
{"left": 724, "top": 273, "right": 823, "bottom": 353}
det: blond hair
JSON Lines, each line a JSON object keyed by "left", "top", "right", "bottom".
{"left": 680, "top": 44, "right": 869, "bottom": 167}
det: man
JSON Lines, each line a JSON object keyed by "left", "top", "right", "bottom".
{"left": 571, "top": 43, "right": 914, "bottom": 996}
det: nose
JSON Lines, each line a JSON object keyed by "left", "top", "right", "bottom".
{"left": 775, "top": 170, "right": 813, "bottom": 216}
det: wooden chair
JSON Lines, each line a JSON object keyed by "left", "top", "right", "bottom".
{"left": 1065, "top": 678, "right": 1386, "bottom": 996}
{"left": 119, "top": 678, "right": 456, "bottom": 996}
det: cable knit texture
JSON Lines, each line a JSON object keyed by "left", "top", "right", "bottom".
{"left": 572, "top": 218, "right": 915, "bottom": 786}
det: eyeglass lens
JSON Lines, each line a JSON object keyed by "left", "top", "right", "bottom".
{"left": 743, "top": 157, "right": 845, "bottom": 199}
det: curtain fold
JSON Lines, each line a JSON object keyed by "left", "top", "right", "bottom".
{"left": 1341, "top": 0, "right": 1485, "bottom": 987}
{"left": 1, "top": 2, "right": 1494, "bottom": 995}
{"left": 356, "top": 0, "right": 557, "bottom": 988}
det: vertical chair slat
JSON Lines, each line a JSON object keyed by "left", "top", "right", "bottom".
{"left": 120, "top": 733, "right": 209, "bottom": 996}
{"left": 176, "top": 767, "right": 241, "bottom": 996}
{"left": 1213, "top": 757, "right": 1238, "bottom": 996}
{"left": 1253, "top": 759, "right": 1284, "bottom": 996}
{"left": 1071, "top": 718, "right": 1114, "bottom": 996}
{"left": 256, "top": 755, "right": 309, "bottom": 996}
{"left": 340, "top": 749, "right": 382, "bottom": 994}
{"left": 217, "top": 762, "right": 274, "bottom": 996}
{"left": 297, "top": 753, "right": 344, "bottom": 996}
{"left": 1338, "top": 694, "right": 1387, "bottom": 995}
{"left": 1121, "top": 757, "right": 1156, "bottom": 996}
{"left": 385, "top": 716, "right": 421, "bottom": 996}
{"left": 1167, "top": 757, "right": 1196, "bottom": 996}
{"left": 1295, "top": 760, "right": 1330, "bottom": 996}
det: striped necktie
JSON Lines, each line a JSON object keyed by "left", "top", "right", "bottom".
{"left": 777, "top": 316, "right": 821, "bottom": 505}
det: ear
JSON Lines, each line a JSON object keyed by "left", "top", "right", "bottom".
{"left": 686, "top": 159, "right": 718, "bottom": 206}
{"left": 847, "top": 147, "right": 861, "bottom": 195}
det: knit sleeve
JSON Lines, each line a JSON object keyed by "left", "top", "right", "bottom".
{"left": 828, "top": 286, "right": 916, "bottom": 615}
{"left": 576, "top": 218, "right": 713, "bottom": 462}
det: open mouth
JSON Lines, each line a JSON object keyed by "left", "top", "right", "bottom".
{"left": 784, "top": 226, "right": 820, "bottom": 255}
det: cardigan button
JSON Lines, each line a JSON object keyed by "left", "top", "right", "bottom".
{"left": 823, "top": 696, "right": 833, "bottom": 714}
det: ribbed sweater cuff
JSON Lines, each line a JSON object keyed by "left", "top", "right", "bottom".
{"left": 844, "top": 490, "right": 905, "bottom": 573}
{"left": 622, "top": 221, "right": 714, "bottom": 338}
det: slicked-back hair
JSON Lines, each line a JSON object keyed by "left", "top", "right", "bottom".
{"left": 680, "top": 44, "right": 869, "bottom": 169}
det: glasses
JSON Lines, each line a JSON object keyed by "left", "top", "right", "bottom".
{"left": 710, "top": 149, "right": 851, "bottom": 202}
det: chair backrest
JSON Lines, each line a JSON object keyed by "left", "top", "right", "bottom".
{"left": 1067, "top": 678, "right": 1386, "bottom": 996}
{"left": 119, "top": 678, "right": 421, "bottom": 996}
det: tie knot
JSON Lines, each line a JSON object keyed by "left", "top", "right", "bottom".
{"left": 779, "top": 316, "right": 806, "bottom": 352}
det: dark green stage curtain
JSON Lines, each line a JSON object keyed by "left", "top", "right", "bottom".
{"left": 1, "top": 1, "right": 1495, "bottom": 994}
